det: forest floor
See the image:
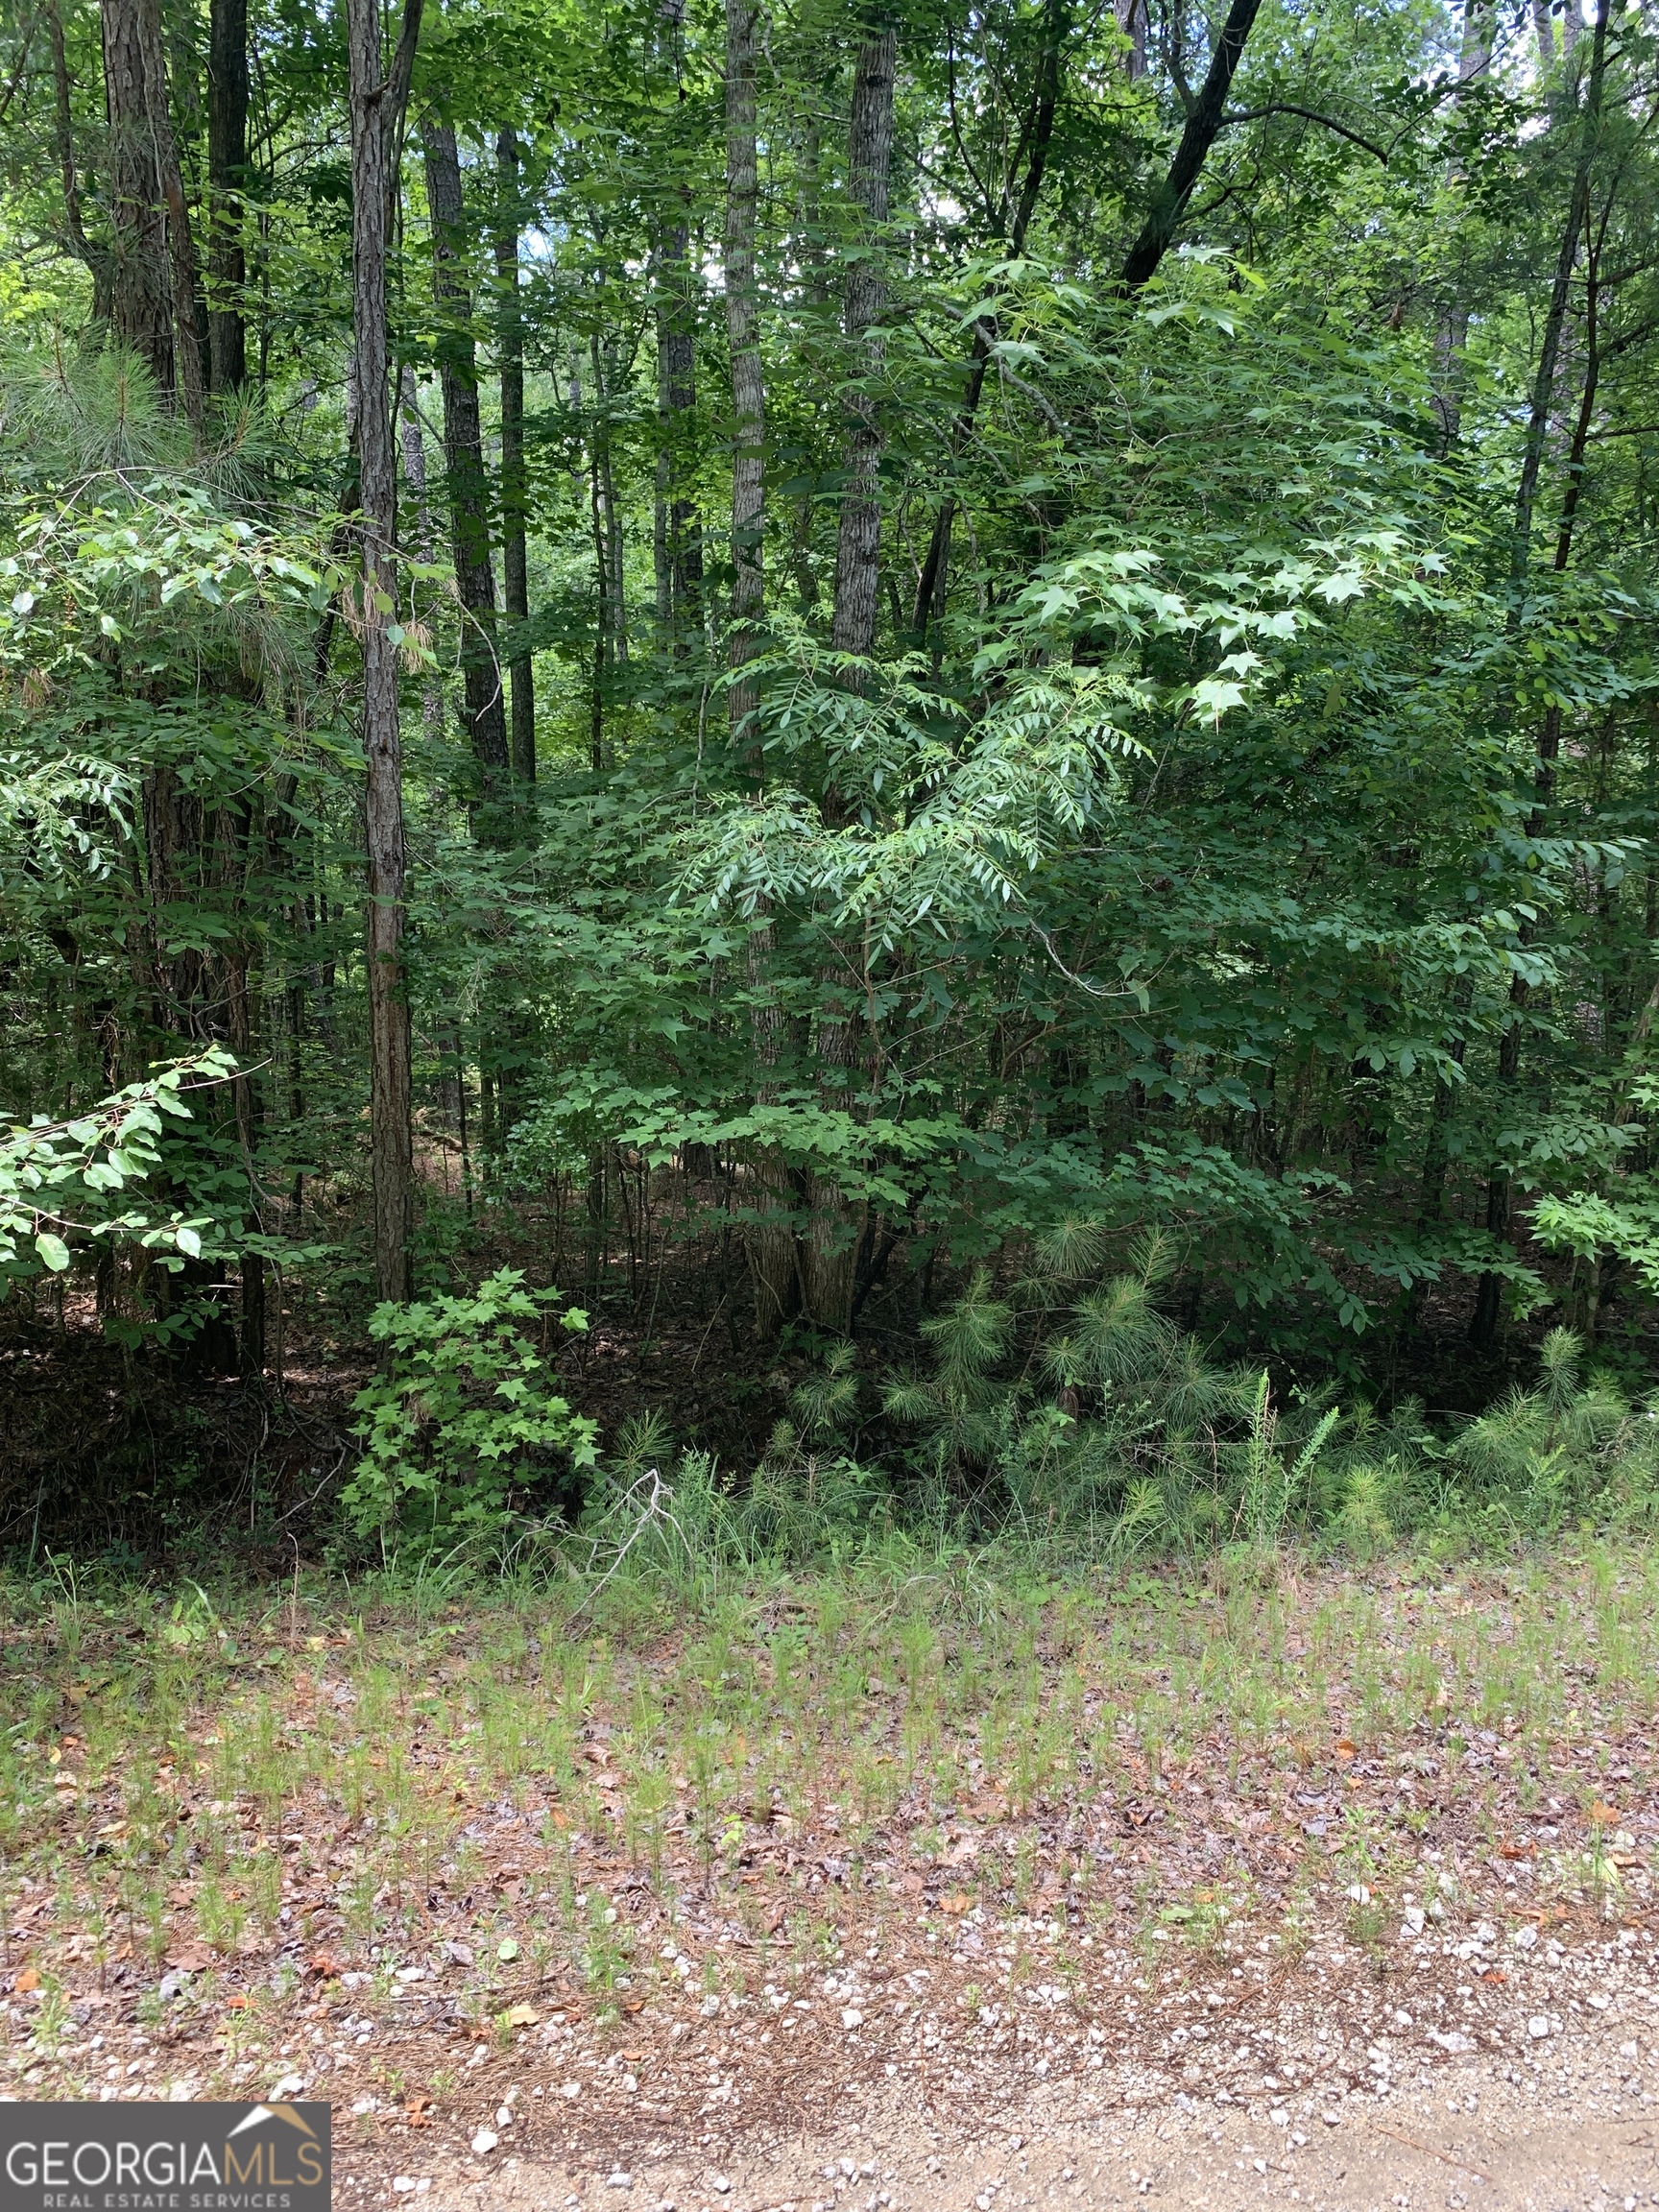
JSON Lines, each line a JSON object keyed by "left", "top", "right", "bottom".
{"left": 3, "top": 1551, "right": 1659, "bottom": 2208}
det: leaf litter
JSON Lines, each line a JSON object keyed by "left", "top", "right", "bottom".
{"left": 2, "top": 1551, "right": 1659, "bottom": 2203}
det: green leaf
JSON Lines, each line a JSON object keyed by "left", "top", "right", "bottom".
{"left": 35, "top": 1232, "right": 70, "bottom": 1271}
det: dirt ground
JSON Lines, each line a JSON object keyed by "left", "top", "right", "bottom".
{"left": 279, "top": 1896, "right": 1659, "bottom": 2212}
{"left": 7, "top": 1565, "right": 1659, "bottom": 2212}
{"left": 18, "top": 1875, "right": 1659, "bottom": 2212}
{"left": 390, "top": 1951, "right": 1659, "bottom": 2212}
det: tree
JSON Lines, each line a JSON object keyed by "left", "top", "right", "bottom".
{"left": 495, "top": 124, "right": 535, "bottom": 782}
{"left": 99, "top": 0, "right": 204, "bottom": 425}
{"left": 206, "top": 0, "right": 249, "bottom": 396}
{"left": 422, "top": 118, "right": 510, "bottom": 805}
{"left": 349, "top": 0, "right": 421, "bottom": 1306}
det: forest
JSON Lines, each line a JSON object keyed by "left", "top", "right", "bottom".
{"left": 4, "top": 0, "right": 1659, "bottom": 1567}
{"left": 9, "top": 0, "right": 1659, "bottom": 2182}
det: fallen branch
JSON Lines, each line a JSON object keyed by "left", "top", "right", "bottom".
{"left": 1367, "top": 2122, "right": 1490, "bottom": 2181}
{"left": 569, "top": 1467, "right": 694, "bottom": 1621}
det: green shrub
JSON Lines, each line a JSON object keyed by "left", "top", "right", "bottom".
{"left": 342, "top": 1270, "right": 597, "bottom": 1548}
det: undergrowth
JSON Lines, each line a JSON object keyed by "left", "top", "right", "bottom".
{"left": 349, "top": 1232, "right": 1659, "bottom": 1591}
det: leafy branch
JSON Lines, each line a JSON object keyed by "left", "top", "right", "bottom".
{"left": 0, "top": 1046, "right": 238, "bottom": 1278}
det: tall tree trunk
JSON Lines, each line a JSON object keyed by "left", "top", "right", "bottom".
{"left": 829, "top": 27, "right": 896, "bottom": 665}
{"left": 911, "top": 0, "right": 1063, "bottom": 647}
{"left": 206, "top": 0, "right": 248, "bottom": 394}
{"left": 724, "top": 0, "right": 796, "bottom": 1338}
{"left": 398, "top": 375, "right": 446, "bottom": 740}
{"left": 421, "top": 121, "right": 511, "bottom": 805}
{"left": 1531, "top": 0, "right": 1555, "bottom": 71}
{"left": 655, "top": 214, "right": 704, "bottom": 644}
{"left": 1470, "top": 0, "right": 1609, "bottom": 1351}
{"left": 586, "top": 335, "right": 628, "bottom": 771}
{"left": 654, "top": 0, "right": 704, "bottom": 649}
{"left": 101, "top": 0, "right": 204, "bottom": 427}
{"left": 494, "top": 125, "right": 535, "bottom": 783}
{"left": 1117, "top": 0, "right": 1262, "bottom": 290}
{"left": 349, "top": 0, "right": 417, "bottom": 1304}
{"left": 802, "top": 26, "right": 898, "bottom": 1334}
{"left": 1115, "top": 0, "right": 1146, "bottom": 78}
{"left": 725, "top": 0, "right": 765, "bottom": 764}
{"left": 1507, "top": 6, "right": 1607, "bottom": 593}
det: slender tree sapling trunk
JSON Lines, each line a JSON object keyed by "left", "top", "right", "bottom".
{"left": 1470, "top": 0, "right": 1610, "bottom": 1350}
{"left": 206, "top": 0, "right": 248, "bottom": 394}
{"left": 421, "top": 120, "right": 511, "bottom": 805}
{"left": 349, "top": 0, "right": 419, "bottom": 1304}
{"left": 495, "top": 125, "right": 535, "bottom": 782}
{"left": 803, "top": 24, "right": 898, "bottom": 1334}
{"left": 724, "top": 0, "right": 798, "bottom": 1338}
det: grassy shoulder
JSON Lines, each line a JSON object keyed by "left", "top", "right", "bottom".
{"left": 0, "top": 1542, "right": 1655, "bottom": 2186}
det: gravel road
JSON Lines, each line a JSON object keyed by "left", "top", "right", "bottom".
{"left": 406, "top": 1946, "right": 1659, "bottom": 2212}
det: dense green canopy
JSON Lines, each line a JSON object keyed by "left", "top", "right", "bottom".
{"left": 2, "top": 0, "right": 1658, "bottom": 1508}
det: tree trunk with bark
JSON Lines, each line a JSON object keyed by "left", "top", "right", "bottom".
{"left": 100, "top": 0, "right": 204, "bottom": 426}
{"left": 725, "top": 0, "right": 797, "bottom": 1338}
{"left": 1115, "top": 0, "right": 1145, "bottom": 78}
{"left": 725, "top": 0, "right": 765, "bottom": 762}
{"left": 1470, "top": 0, "right": 1610, "bottom": 1351}
{"left": 655, "top": 214, "right": 704, "bottom": 644}
{"left": 829, "top": 27, "right": 896, "bottom": 665}
{"left": 349, "top": 0, "right": 416, "bottom": 1304}
{"left": 654, "top": 0, "right": 704, "bottom": 648}
{"left": 398, "top": 375, "right": 447, "bottom": 740}
{"left": 1117, "top": 0, "right": 1263, "bottom": 291}
{"left": 422, "top": 121, "right": 511, "bottom": 805}
{"left": 586, "top": 335, "right": 629, "bottom": 774}
{"left": 207, "top": 0, "right": 248, "bottom": 394}
{"left": 803, "top": 25, "right": 898, "bottom": 1334}
{"left": 911, "top": 0, "right": 1063, "bottom": 646}
{"left": 494, "top": 126, "right": 534, "bottom": 783}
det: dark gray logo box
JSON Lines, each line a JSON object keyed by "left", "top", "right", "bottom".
{"left": 0, "top": 2104, "right": 330, "bottom": 2212}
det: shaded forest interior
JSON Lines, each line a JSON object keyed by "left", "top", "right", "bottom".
{"left": 4, "top": 0, "right": 1659, "bottom": 1559}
